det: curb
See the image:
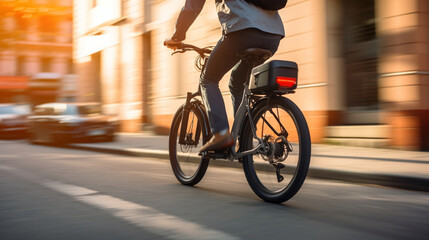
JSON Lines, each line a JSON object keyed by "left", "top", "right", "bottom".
{"left": 67, "top": 144, "right": 429, "bottom": 193}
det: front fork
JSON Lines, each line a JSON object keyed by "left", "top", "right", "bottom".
{"left": 178, "top": 92, "right": 201, "bottom": 146}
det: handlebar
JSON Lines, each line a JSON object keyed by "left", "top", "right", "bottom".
{"left": 166, "top": 42, "right": 213, "bottom": 57}
{"left": 165, "top": 42, "right": 214, "bottom": 71}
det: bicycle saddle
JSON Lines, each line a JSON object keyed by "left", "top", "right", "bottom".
{"left": 238, "top": 48, "right": 273, "bottom": 63}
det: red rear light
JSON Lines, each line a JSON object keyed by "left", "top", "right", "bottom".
{"left": 276, "top": 77, "right": 297, "bottom": 88}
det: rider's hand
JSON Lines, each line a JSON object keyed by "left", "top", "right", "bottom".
{"left": 164, "top": 38, "right": 182, "bottom": 50}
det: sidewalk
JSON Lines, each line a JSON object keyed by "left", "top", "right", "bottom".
{"left": 67, "top": 132, "right": 429, "bottom": 192}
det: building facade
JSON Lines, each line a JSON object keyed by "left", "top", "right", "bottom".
{"left": 0, "top": 0, "right": 74, "bottom": 106}
{"left": 73, "top": 0, "right": 429, "bottom": 150}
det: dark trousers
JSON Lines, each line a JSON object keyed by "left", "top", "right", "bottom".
{"left": 200, "top": 28, "right": 281, "bottom": 133}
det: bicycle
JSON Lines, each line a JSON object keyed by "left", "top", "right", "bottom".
{"left": 168, "top": 43, "right": 311, "bottom": 203}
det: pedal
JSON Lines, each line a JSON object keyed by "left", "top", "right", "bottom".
{"left": 199, "top": 149, "right": 229, "bottom": 160}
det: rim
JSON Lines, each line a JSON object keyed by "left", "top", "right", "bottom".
{"left": 248, "top": 102, "right": 301, "bottom": 194}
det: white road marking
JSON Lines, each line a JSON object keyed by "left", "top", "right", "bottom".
{"left": 0, "top": 165, "right": 239, "bottom": 240}
{"left": 43, "top": 181, "right": 98, "bottom": 196}
{"left": 77, "top": 194, "right": 237, "bottom": 240}
{"left": 43, "top": 181, "right": 239, "bottom": 240}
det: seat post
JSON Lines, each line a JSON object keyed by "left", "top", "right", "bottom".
{"left": 238, "top": 48, "right": 273, "bottom": 85}
{"left": 245, "top": 61, "right": 259, "bottom": 86}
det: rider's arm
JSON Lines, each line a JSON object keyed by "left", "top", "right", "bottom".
{"left": 171, "top": 0, "right": 206, "bottom": 42}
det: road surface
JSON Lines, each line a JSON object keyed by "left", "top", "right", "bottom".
{"left": 1, "top": 140, "right": 428, "bottom": 239}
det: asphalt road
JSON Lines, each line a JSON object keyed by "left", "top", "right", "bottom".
{"left": 1, "top": 140, "right": 428, "bottom": 240}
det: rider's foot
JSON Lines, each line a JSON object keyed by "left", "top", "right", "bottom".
{"left": 199, "top": 131, "right": 234, "bottom": 153}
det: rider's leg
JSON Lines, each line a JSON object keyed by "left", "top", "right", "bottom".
{"left": 228, "top": 29, "right": 282, "bottom": 115}
{"left": 229, "top": 59, "right": 252, "bottom": 115}
{"left": 199, "top": 40, "right": 238, "bottom": 135}
{"left": 199, "top": 28, "right": 282, "bottom": 152}
{"left": 198, "top": 36, "right": 238, "bottom": 152}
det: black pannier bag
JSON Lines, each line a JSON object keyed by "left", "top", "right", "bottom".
{"left": 249, "top": 60, "right": 298, "bottom": 94}
{"left": 245, "top": 0, "right": 288, "bottom": 11}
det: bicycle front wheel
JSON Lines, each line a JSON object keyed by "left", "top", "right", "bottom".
{"left": 241, "top": 97, "right": 311, "bottom": 203}
{"left": 169, "top": 104, "right": 210, "bottom": 186}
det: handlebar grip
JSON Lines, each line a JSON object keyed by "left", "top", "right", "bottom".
{"left": 178, "top": 43, "right": 192, "bottom": 49}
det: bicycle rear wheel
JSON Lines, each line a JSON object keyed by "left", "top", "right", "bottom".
{"left": 169, "top": 104, "right": 210, "bottom": 186}
{"left": 241, "top": 97, "right": 311, "bottom": 203}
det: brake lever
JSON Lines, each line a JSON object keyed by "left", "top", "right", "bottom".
{"left": 171, "top": 50, "right": 185, "bottom": 56}
{"left": 171, "top": 47, "right": 195, "bottom": 56}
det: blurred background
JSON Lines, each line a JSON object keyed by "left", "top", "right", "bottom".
{"left": 0, "top": 0, "right": 428, "bottom": 150}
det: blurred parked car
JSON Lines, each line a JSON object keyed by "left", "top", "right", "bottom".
{"left": 27, "top": 102, "right": 118, "bottom": 144}
{"left": 0, "top": 104, "right": 29, "bottom": 139}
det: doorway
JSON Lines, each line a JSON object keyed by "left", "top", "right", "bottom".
{"left": 343, "top": 0, "right": 379, "bottom": 124}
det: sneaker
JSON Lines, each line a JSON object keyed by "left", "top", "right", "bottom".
{"left": 199, "top": 132, "right": 234, "bottom": 153}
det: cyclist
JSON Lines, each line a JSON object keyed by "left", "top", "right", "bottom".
{"left": 164, "top": 0, "right": 284, "bottom": 153}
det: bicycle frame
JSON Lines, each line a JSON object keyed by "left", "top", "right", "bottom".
{"left": 180, "top": 83, "right": 264, "bottom": 160}
{"left": 173, "top": 43, "right": 268, "bottom": 160}
{"left": 229, "top": 84, "right": 265, "bottom": 159}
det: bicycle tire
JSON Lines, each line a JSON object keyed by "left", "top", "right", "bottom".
{"left": 241, "top": 96, "right": 311, "bottom": 203}
{"left": 169, "top": 103, "right": 210, "bottom": 186}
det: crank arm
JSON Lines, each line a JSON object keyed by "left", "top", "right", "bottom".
{"left": 233, "top": 139, "right": 266, "bottom": 159}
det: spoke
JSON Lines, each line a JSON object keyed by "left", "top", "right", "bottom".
{"left": 261, "top": 113, "right": 280, "bottom": 136}
{"left": 187, "top": 114, "right": 195, "bottom": 135}
{"left": 268, "top": 107, "right": 289, "bottom": 137}
{"left": 261, "top": 111, "right": 266, "bottom": 137}
{"left": 186, "top": 113, "right": 195, "bottom": 134}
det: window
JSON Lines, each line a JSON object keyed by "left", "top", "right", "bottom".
{"left": 67, "top": 59, "right": 74, "bottom": 74}
{"left": 38, "top": 15, "right": 58, "bottom": 41}
{"left": 78, "top": 104, "right": 102, "bottom": 116}
{"left": 39, "top": 15, "right": 58, "bottom": 33}
{"left": 35, "top": 104, "right": 68, "bottom": 115}
{"left": 16, "top": 56, "right": 25, "bottom": 75}
{"left": 40, "top": 58, "right": 52, "bottom": 72}
{"left": 34, "top": 106, "right": 54, "bottom": 115}
{"left": 15, "top": 15, "right": 30, "bottom": 32}
{"left": 0, "top": 105, "right": 17, "bottom": 114}
{"left": 65, "top": 105, "right": 78, "bottom": 115}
